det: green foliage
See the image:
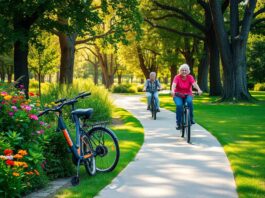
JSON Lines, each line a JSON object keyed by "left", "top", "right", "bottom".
{"left": 40, "top": 79, "right": 112, "bottom": 122}
{"left": 247, "top": 34, "right": 265, "bottom": 83}
{"left": 28, "top": 32, "right": 59, "bottom": 78}
{"left": 42, "top": 126, "right": 75, "bottom": 180}
{"left": 112, "top": 84, "right": 138, "bottom": 93}
{"left": 254, "top": 83, "right": 265, "bottom": 91}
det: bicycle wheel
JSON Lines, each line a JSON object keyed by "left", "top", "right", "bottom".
{"left": 185, "top": 108, "right": 191, "bottom": 143}
{"left": 150, "top": 97, "right": 154, "bottom": 118}
{"left": 152, "top": 97, "right": 157, "bottom": 120}
{"left": 81, "top": 134, "right": 96, "bottom": 176}
{"left": 181, "top": 109, "right": 185, "bottom": 137}
{"left": 87, "top": 126, "right": 120, "bottom": 172}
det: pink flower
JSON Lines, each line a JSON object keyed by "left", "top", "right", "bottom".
{"left": 39, "top": 121, "right": 45, "bottom": 126}
{"left": 8, "top": 112, "right": 14, "bottom": 117}
{"left": 21, "top": 105, "right": 32, "bottom": 111}
{"left": 36, "top": 130, "right": 44, "bottom": 134}
{"left": 29, "top": 114, "right": 38, "bottom": 120}
{"left": 1, "top": 91, "right": 7, "bottom": 96}
{"left": 11, "top": 106, "right": 18, "bottom": 111}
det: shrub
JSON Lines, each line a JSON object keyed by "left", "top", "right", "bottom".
{"left": 42, "top": 127, "right": 75, "bottom": 179}
{"left": 41, "top": 78, "right": 112, "bottom": 122}
{"left": 254, "top": 83, "right": 265, "bottom": 91}
{"left": 112, "top": 84, "right": 138, "bottom": 93}
{"left": 29, "top": 79, "right": 39, "bottom": 89}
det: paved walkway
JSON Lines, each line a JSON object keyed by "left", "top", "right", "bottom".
{"left": 96, "top": 94, "right": 237, "bottom": 198}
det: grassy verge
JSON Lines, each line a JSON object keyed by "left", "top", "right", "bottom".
{"left": 54, "top": 107, "right": 144, "bottom": 198}
{"left": 159, "top": 91, "right": 265, "bottom": 198}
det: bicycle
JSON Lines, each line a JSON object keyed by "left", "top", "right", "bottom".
{"left": 38, "top": 92, "right": 120, "bottom": 186}
{"left": 150, "top": 90, "right": 158, "bottom": 120}
{"left": 175, "top": 92, "right": 197, "bottom": 143}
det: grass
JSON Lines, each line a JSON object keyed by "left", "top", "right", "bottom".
{"left": 54, "top": 107, "right": 144, "bottom": 198}
{"left": 159, "top": 91, "right": 265, "bottom": 198}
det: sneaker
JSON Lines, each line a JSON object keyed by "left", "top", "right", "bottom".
{"left": 176, "top": 124, "right": 181, "bottom": 130}
{"left": 157, "top": 108, "right": 160, "bottom": 112}
{"left": 191, "top": 120, "right": 195, "bottom": 125}
{"left": 147, "top": 106, "right": 150, "bottom": 110}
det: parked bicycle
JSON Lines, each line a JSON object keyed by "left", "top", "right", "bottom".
{"left": 38, "top": 92, "right": 120, "bottom": 186}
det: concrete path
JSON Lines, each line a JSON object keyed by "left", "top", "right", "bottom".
{"left": 96, "top": 94, "right": 237, "bottom": 198}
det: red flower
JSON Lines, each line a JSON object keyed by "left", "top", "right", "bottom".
{"left": 29, "top": 92, "right": 35, "bottom": 96}
{"left": 6, "top": 159, "right": 14, "bottom": 166}
{"left": 4, "top": 149, "right": 13, "bottom": 156}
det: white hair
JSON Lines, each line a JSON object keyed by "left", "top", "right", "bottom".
{"left": 150, "top": 72, "right": 156, "bottom": 77}
{"left": 178, "top": 63, "right": 190, "bottom": 74}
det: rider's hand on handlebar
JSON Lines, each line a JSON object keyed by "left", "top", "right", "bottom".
{"left": 197, "top": 90, "right": 203, "bottom": 95}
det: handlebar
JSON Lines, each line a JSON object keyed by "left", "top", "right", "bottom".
{"left": 174, "top": 91, "right": 200, "bottom": 98}
{"left": 38, "top": 92, "right": 91, "bottom": 117}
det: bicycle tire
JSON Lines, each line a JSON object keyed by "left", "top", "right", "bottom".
{"left": 86, "top": 126, "right": 120, "bottom": 172}
{"left": 150, "top": 97, "right": 154, "bottom": 118}
{"left": 152, "top": 97, "right": 157, "bottom": 120}
{"left": 186, "top": 109, "right": 191, "bottom": 143}
{"left": 181, "top": 110, "right": 185, "bottom": 137}
{"left": 81, "top": 134, "right": 96, "bottom": 175}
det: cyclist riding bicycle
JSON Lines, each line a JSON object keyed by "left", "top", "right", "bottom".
{"left": 143, "top": 72, "right": 162, "bottom": 112}
{"left": 171, "top": 64, "right": 202, "bottom": 130}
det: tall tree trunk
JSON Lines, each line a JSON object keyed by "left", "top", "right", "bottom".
{"left": 0, "top": 61, "right": 5, "bottom": 81}
{"left": 58, "top": 33, "right": 76, "bottom": 84}
{"left": 118, "top": 74, "right": 122, "bottom": 84}
{"left": 207, "top": 27, "right": 222, "bottom": 96}
{"left": 209, "top": 0, "right": 255, "bottom": 101}
{"left": 170, "top": 65, "right": 177, "bottom": 86}
{"left": 198, "top": 44, "right": 209, "bottom": 92}
{"left": 136, "top": 45, "right": 149, "bottom": 79}
{"left": 7, "top": 65, "right": 13, "bottom": 83}
{"left": 14, "top": 40, "right": 29, "bottom": 98}
{"left": 13, "top": 17, "right": 30, "bottom": 98}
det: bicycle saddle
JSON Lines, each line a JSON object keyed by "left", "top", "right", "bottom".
{"left": 71, "top": 108, "right": 93, "bottom": 118}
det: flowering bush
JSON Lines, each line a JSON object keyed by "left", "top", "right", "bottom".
{"left": 0, "top": 149, "right": 40, "bottom": 197}
{"left": 0, "top": 82, "right": 48, "bottom": 196}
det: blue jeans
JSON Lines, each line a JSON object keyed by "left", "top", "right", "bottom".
{"left": 146, "top": 92, "right": 160, "bottom": 109}
{"left": 173, "top": 95, "right": 193, "bottom": 125}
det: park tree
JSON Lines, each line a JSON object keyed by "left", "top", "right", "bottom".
{"left": 208, "top": 0, "right": 264, "bottom": 101}
{"left": 0, "top": 0, "right": 141, "bottom": 96}
{"left": 77, "top": 48, "right": 100, "bottom": 84}
{"left": 54, "top": 0, "right": 142, "bottom": 85}
{"left": 28, "top": 32, "right": 59, "bottom": 96}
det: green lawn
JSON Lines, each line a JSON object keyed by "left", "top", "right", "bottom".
{"left": 159, "top": 91, "right": 265, "bottom": 198}
{"left": 54, "top": 107, "right": 144, "bottom": 198}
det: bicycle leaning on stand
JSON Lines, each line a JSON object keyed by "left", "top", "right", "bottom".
{"left": 38, "top": 92, "right": 120, "bottom": 186}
